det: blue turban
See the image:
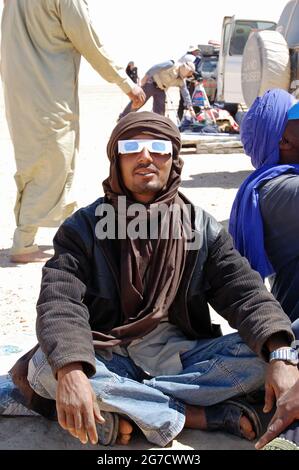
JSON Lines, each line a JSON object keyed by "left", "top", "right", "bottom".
{"left": 229, "top": 89, "right": 299, "bottom": 279}
{"left": 241, "top": 89, "right": 295, "bottom": 169}
{"left": 288, "top": 100, "right": 299, "bottom": 120}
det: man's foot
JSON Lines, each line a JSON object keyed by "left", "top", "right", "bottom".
{"left": 239, "top": 415, "right": 256, "bottom": 440}
{"left": 117, "top": 417, "right": 134, "bottom": 445}
{"left": 10, "top": 249, "right": 53, "bottom": 264}
{"left": 185, "top": 403, "right": 258, "bottom": 441}
{"left": 96, "top": 412, "right": 133, "bottom": 446}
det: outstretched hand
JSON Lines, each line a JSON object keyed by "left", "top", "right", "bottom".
{"left": 56, "top": 362, "right": 104, "bottom": 445}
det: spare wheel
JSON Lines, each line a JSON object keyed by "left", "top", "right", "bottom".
{"left": 242, "top": 30, "right": 290, "bottom": 107}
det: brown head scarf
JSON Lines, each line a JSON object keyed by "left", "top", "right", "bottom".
{"left": 95, "top": 112, "right": 190, "bottom": 347}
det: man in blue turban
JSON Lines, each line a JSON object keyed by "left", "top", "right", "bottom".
{"left": 229, "top": 89, "right": 299, "bottom": 322}
{"left": 229, "top": 89, "right": 299, "bottom": 451}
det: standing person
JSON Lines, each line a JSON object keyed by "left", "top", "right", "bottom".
{"left": 177, "top": 45, "right": 202, "bottom": 121}
{"left": 4, "top": 112, "right": 298, "bottom": 447}
{"left": 125, "top": 61, "right": 139, "bottom": 85}
{"left": 229, "top": 89, "right": 299, "bottom": 322}
{"left": 119, "top": 60, "right": 196, "bottom": 119}
{"left": 0, "top": 0, "right": 145, "bottom": 264}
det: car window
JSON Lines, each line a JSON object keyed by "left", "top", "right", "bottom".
{"left": 202, "top": 59, "right": 218, "bottom": 73}
{"left": 229, "top": 20, "right": 276, "bottom": 55}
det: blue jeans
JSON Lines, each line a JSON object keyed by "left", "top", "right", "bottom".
{"left": 27, "top": 332, "right": 265, "bottom": 446}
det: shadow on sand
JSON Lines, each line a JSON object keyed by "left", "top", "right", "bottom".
{"left": 0, "top": 246, "right": 53, "bottom": 268}
{"left": 181, "top": 170, "right": 252, "bottom": 189}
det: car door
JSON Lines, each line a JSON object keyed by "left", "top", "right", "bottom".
{"left": 217, "top": 16, "right": 234, "bottom": 102}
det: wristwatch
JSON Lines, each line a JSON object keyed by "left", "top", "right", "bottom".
{"left": 269, "top": 347, "right": 299, "bottom": 365}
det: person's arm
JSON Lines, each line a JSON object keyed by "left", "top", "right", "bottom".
{"left": 36, "top": 223, "right": 96, "bottom": 377}
{"left": 36, "top": 219, "right": 105, "bottom": 444}
{"left": 180, "top": 81, "right": 195, "bottom": 117}
{"left": 56, "top": 362, "right": 104, "bottom": 445}
{"left": 58, "top": 0, "right": 144, "bottom": 106}
{"left": 205, "top": 228, "right": 298, "bottom": 404}
{"left": 205, "top": 228, "right": 294, "bottom": 355}
{"left": 263, "top": 334, "right": 299, "bottom": 414}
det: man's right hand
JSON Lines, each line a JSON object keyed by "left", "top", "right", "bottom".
{"left": 56, "top": 362, "right": 104, "bottom": 445}
{"left": 127, "top": 85, "right": 146, "bottom": 110}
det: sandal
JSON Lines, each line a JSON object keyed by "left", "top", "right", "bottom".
{"left": 205, "top": 398, "right": 263, "bottom": 440}
{"left": 97, "top": 411, "right": 119, "bottom": 446}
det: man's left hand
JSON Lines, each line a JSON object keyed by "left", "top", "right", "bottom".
{"left": 256, "top": 378, "right": 299, "bottom": 449}
{"left": 264, "top": 360, "right": 299, "bottom": 413}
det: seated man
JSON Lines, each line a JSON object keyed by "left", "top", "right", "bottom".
{"left": 3, "top": 112, "right": 298, "bottom": 447}
{"left": 229, "top": 89, "right": 299, "bottom": 321}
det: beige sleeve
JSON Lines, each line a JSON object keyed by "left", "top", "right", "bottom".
{"left": 58, "top": 0, "right": 134, "bottom": 94}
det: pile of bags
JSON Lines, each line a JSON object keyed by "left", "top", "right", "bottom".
{"left": 179, "top": 107, "right": 240, "bottom": 134}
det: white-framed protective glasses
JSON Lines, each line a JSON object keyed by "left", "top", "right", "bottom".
{"left": 118, "top": 139, "right": 173, "bottom": 155}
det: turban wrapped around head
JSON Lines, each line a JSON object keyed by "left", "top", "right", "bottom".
{"left": 104, "top": 111, "right": 183, "bottom": 200}
{"left": 241, "top": 89, "right": 295, "bottom": 169}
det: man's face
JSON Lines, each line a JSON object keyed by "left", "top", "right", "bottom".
{"left": 118, "top": 134, "right": 173, "bottom": 203}
{"left": 280, "top": 120, "right": 299, "bottom": 163}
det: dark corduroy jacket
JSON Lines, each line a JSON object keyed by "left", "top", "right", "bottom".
{"left": 34, "top": 197, "right": 293, "bottom": 378}
{"left": 10, "top": 196, "right": 294, "bottom": 418}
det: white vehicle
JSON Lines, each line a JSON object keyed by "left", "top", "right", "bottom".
{"left": 241, "top": 0, "right": 299, "bottom": 106}
{"left": 217, "top": 17, "right": 276, "bottom": 112}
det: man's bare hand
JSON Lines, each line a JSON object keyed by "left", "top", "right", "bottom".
{"left": 263, "top": 360, "right": 299, "bottom": 413}
{"left": 127, "top": 86, "right": 145, "bottom": 110}
{"left": 256, "top": 378, "right": 299, "bottom": 449}
{"left": 56, "top": 362, "right": 104, "bottom": 445}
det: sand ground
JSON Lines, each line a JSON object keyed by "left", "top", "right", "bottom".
{"left": 0, "top": 83, "right": 256, "bottom": 450}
